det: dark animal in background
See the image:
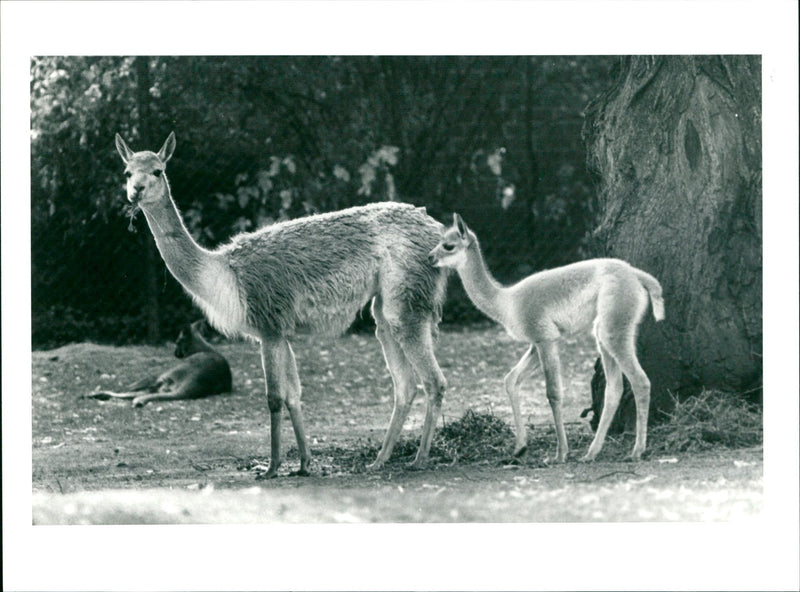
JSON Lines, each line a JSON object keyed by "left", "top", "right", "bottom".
{"left": 84, "top": 320, "right": 232, "bottom": 407}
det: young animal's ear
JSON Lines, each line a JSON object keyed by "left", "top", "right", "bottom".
{"left": 115, "top": 134, "right": 134, "bottom": 164}
{"left": 454, "top": 213, "right": 467, "bottom": 238}
{"left": 158, "top": 132, "right": 176, "bottom": 163}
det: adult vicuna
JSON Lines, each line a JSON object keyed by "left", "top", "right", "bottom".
{"left": 114, "top": 132, "right": 449, "bottom": 478}
{"left": 429, "top": 214, "right": 664, "bottom": 462}
{"left": 83, "top": 320, "right": 232, "bottom": 407}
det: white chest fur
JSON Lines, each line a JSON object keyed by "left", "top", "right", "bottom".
{"left": 192, "top": 258, "right": 249, "bottom": 338}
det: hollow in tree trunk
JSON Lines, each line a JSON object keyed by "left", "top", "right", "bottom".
{"left": 582, "top": 56, "right": 762, "bottom": 432}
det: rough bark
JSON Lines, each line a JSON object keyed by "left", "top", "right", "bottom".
{"left": 583, "top": 56, "right": 762, "bottom": 431}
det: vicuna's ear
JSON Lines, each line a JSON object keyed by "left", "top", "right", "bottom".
{"left": 115, "top": 133, "right": 134, "bottom": 163}
{"left": 454, "top": 213, "right": 467, "bottom": 238}
{"left": 158, "top": 132, "right": 176, "bottom": 163}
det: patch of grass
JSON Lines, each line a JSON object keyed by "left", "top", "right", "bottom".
{"left": 649, "top": 390, "right": 763, "bottom": 454}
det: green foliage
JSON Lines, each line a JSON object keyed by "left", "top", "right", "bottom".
{"left": 31, "top": 56, "right": 617, "bottom": 347}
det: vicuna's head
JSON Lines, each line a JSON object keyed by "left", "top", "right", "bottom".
{"left": 428, "top": 213, "right": 476, "bottom": 270}
{"left": 115, "top": 132, "right": 176, "bottom": 207}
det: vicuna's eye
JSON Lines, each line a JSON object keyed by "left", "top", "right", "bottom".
{"left": 125, "top": 171, "right": 132, "bottom": 179}
{"left": 153, "top": 169, "right": 162, "bottom": 177}
{"left": 443, "top": 244, "right": 455, "bottom": 252}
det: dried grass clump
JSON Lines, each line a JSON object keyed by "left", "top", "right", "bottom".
{"left": 354, "top": 409, "right": 516, "bottom": 466}
{"left": 313, "top": 409, "right": 517, "bottom": 471}
{"left": 435, "top": 409, "right": 515, "bottom": 462}
{"left": 649, "top": 389, "right": 762, "bottom": 454}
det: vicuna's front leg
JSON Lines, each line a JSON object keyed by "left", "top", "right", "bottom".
{"left": 503, "top": 345, "right": 539, "bottom": 457}
{"left": 538, "top": 341, "right": 569, "bottom": 463}
{"left": 259, "top": 337, "right": 311, "bottom": 479}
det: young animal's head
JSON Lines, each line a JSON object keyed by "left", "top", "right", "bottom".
{"left": 428, "top": 213, "right": 476, "bottom": 270}
{"left": 115, "top": 132, "right": 176, "bottom": 208}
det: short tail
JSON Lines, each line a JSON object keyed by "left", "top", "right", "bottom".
{"left": 634, "top": 269, "right": 665, "bottom": 322}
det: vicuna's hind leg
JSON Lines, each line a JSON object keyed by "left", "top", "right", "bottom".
{"left": 259, "top": 337, "right": 311, "bottom": 479}
{"left": 581, "top": 342, "right": 623, "bottom": 462}
{"left": 612, "top": 340, "right": 651, "bottom": 461}
{"left": 538, "top": 340, "right": 569, "bottom": 463}
{"left": 398, "top": 320, "right": 447, "bottom": 470}
{"left": 369, "top": 301, "right": 419, "bottom": 471}
{"left": 584, "top": 320, "right": 650, "bottom": 462}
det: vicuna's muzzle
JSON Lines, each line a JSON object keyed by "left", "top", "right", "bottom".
{"left": 129, "top": 185, "right": 144, "bottom": 204}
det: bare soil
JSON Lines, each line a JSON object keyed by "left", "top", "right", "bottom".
{"left": 31, "top": 326, "right": 762, "bottom": 523}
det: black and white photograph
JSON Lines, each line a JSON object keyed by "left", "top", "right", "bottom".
{"left": 3, "top": 1, "right": 798, "bottom": 591}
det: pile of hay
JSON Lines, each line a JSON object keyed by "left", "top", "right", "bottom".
{"left": 346, "top": 409, "right": 516, "bottom": 466}
{"left": 649, "top": 389, "right": 762, "bottom": 454}
{"left": 435, "top": 409, "right": 516, "bottom": 462}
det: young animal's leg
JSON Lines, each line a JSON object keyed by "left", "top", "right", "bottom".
{"left": 611, "top": 340, "right": 651, "bottom": 461}
{"left": 587, "top": 289, "right": 651, "bottom": 461}
{"left": 538, "top": 340, "right": 569, "bottom": 463}
{"left": 281, "top": 340, "right": 312, "bottom": 475}
{"left": 397, "top": 320, "right": 446, "bottom": 470}
{"left": 368, "top": 299, "right": 418, "bottom": 471}
{"left": 503, "top": 345, "right": 539, "bottom": 457}
{"left": 581, "top": 340, "right": 624, "bottom": 462}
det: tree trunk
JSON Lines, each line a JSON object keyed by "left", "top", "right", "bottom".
{"left": 135, "top": 56, "right": 162, "bottom": 343}
{"left": 583, "top": 56, "right": 762, "bottom": 432}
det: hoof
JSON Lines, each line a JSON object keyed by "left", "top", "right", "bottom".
{"left": 408, "top": 460, "right": 427, "bottom": 471}
{"left": 254, "top": 469, "right": 279, "bottom": 480}
{"left": 253, "top": 462, "right": 281, "bottom": 480}
{"left": 513, "top": 445, "right": 528, "bottom": 458}
{"left": 289, "top": 468, "right": 311, "bottom": 477}
{"left": 365, "top": 460, "right": 384, "bottom": 472}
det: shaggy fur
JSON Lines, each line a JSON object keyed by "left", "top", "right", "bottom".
{"left": 115, "top": 132, "right": 449, "bottom": 477}
{"left": 222, "top": 202, "right": 446, "bottom": 339}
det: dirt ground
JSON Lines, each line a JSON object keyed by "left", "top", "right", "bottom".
{"left": 31, "top": 326, "right": 763, "bottom": 523}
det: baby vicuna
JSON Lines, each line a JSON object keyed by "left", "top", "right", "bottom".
{"left": 429, "top": 214, "right": 664, "bottom": 462}
{"left": 115, "top": 132, "right": 449, "bottom": 478}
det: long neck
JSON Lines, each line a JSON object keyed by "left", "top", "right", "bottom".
{"left": 139, "top": 179, "right": 214, "bottom": 299}
{"left": 458, "top": 241, "right": 507, "bottom": 324}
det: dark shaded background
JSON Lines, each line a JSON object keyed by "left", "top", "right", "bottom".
{"left": 31, "top": 56, "right": 618, "bottom": 347}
